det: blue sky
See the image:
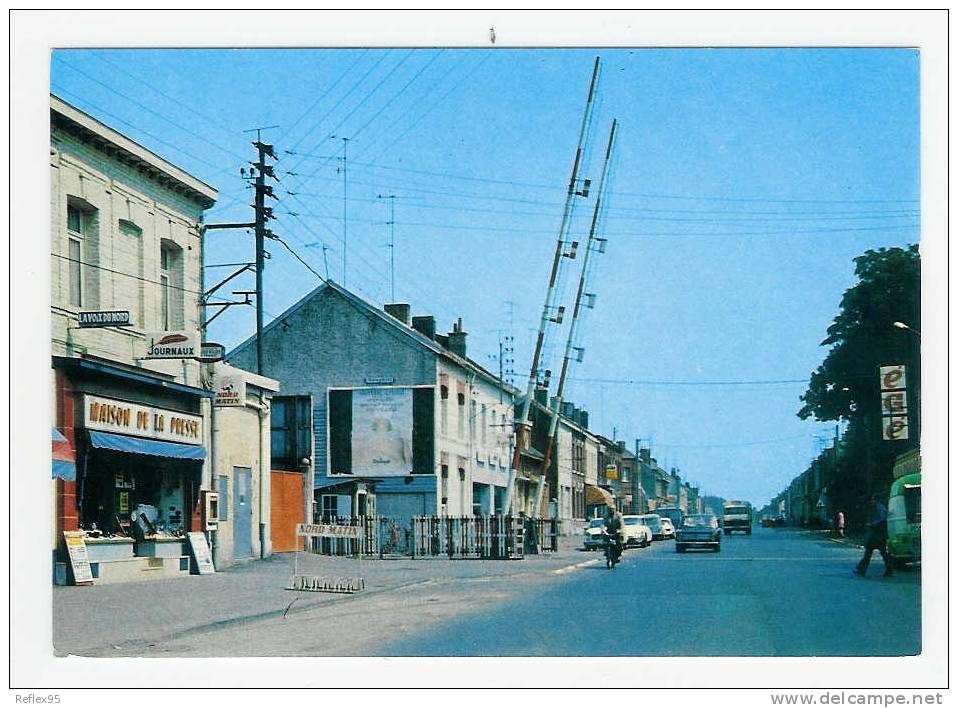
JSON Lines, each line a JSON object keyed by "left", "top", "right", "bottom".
{"left": 50, "top": 47, "right": 920, "bottom": 506}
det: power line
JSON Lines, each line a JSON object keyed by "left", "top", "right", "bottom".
{"left": 284, "top": 51, "right": 390, "bottom": 159}
{"left": 290, "top": 50, "right": 416, "bottom": 187}
{"left": 51, "top": 84, "right": 240, "bottom": 182}
{"left": 85, "top": 51, "right": 239, "bottom": 136}
{"left": 53, "top": 57, "right": 248, "bottom": 163}
{"left": 567, "top": 375, "right": 809, "bottom": 386}
{"left": 365, "top": 53, "right": 493, "bottom": 165}
{"left": 647, "top": 434, "right": 813, "bottom": 449}
{"left": 277, "top": 49, "right": 371, "bottom": 146}
{"left": 52, "top": 251, "right": 244, "bottom": 303}
{"left": 350, "top": 50, "right": 444, "bottom": 142}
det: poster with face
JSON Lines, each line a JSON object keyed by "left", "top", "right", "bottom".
{"left": 350, "top": 388, "right": 413, "bottom": 476}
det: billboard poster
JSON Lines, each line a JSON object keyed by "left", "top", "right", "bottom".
{"left": 350, "top": 388, "right": 413, "bottom": 476}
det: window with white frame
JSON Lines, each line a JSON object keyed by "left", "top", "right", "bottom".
{"left": 66, "top": 202, "right": 93, "bottom": 308}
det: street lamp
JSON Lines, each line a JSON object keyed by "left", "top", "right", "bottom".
{"left": 892, "top": 321, "right": 921, "bottom": 337}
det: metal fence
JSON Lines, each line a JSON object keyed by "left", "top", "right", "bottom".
{"left": 305, "top": 513, "right": 558, "bottom": 559}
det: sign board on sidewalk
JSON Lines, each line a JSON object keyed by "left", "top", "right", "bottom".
{"left": 187, "top": 532, "right": 215, "bottom": 574}
{"left": 213, "top": 370, "right": 246, "bottom": 407}
{"left": 144, "top": 331, "right": 200, "bottom": 359}
{"left": 77, "top": 310, "right": 132, "bottom": 328}
{"left": 63, "top": 531, "right": 93, "bottom": 585}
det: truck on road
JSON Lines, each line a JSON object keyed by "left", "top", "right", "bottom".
{"left": 722, "top": 500, "right": 753, "bottom": 535}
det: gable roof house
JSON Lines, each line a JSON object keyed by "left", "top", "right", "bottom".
{"left": 227, "top": 281, "right": 518, "bottom": 523}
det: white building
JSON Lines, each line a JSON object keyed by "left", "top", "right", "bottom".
{"left": 50, "top": 95, "right": 275, "bottom": 584}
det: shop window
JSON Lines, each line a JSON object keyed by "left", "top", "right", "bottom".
{"left": 271, "top": 395, "right": 312, "bottom": 471}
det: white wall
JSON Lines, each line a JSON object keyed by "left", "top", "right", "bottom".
{"left": 50, "top": 124, "right": 206, "bottom": 389}
{"left": 436, "top": 358, "right": 513, "bottom": 516}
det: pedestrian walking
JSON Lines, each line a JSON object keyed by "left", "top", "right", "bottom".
{"left": 836, "top": 510, "right": 845, "bottom": 538}
{"left": 854, "top": 495, "right": 892, "bottom": 577}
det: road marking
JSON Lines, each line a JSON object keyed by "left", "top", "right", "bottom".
{"left": 552, "top": 558, "right": 602, "bottom": 575}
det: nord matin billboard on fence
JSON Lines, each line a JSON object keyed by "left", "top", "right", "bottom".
{"left": 328, "top": 386, "right": 434, "bottom": 476}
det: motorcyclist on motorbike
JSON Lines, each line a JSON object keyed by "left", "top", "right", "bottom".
{"left": 604, "top": 506, "right": 624, "bottom": 567}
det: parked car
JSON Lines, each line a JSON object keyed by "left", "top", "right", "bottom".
{"left": 675, "top": 514, "right": 722, "bottom": 553}
{"left": 659, "top": 518, "right": 675, "bottom": 539}
{"left": 637, "top": 514, "right": 666, "bottom": 540}
{"left": 583, "top": 517, "right": 609, "bottom": 550}
{"left": 621, "top": 515, "right": 653, "bottom": 548}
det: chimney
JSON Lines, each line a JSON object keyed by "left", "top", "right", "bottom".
{"left": 534, "top": 387, "right": 549, "bottom": 406}
{"left": 560, "top": 402, "right": 574, "bottom": 419}
{"left": 617, "top": 440, "right": 626, "bottom": 453}
{"left": 579, "top": 410, "right": 589, "bottom": 430}
{"left": 550, "top": 396, "right": 560, "bottom": 412}
{"left": 639, "top": 447, "right": 651, "bottom": 463}
{"left": 384, "top": 303, "right": 411, "bottom": 326}
{"left": 411, "top": 315, "right": 436, "bottom": 340}
{"left": 447, "top": 317, "right": 467, "bottom": 358}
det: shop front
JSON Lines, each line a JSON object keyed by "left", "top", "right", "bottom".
{"left": 53, "top": 356, "right": 211, "bottom": 585}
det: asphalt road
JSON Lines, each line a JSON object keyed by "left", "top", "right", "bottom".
{"left": 375, "top": 526, "right": 921, "bottom": 657}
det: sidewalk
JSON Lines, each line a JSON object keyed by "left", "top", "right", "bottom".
{"left": 54, "top": 535, "right": 596, "bottom": 656}
{"left": 801, "top": 527, "right": 865, "bottom": 548}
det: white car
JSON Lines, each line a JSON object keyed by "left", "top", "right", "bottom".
{"left": 659, "top": 518, "right": 675, "bottom": 539}
{"left": 621, "top": 515, "right": 653, "bottom": 548}
{"left": 583, "top": 518, "right": 609, "bottom": 550}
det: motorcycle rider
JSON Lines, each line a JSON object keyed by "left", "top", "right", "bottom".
{"left": 604, "top": 505, "right": 624, "bottom": 565}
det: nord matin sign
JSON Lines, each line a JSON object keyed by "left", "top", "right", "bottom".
{"left": 82, "top": 394, "right": 203, "bottom": 445}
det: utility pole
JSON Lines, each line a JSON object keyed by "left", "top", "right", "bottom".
{"left": 378, "top": 194, "right": 397, "bottom": 301}
{"left": 537, "top": 119, "right": 618, "bottom": 516}
{"left": 202, "top": 126, "right": 278, "bottom": 376}
{"left": 334, "top": 136, "right": 351, "bottom": 285}
{"left": 251, "top": 132, "right": 278, "bottom": 375}
{"left": 507, "top": 56, "right": 601, "bottom": 516}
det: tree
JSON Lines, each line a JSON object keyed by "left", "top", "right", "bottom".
{"left": 798, "top": 244, "right": 920, "bottom": 523}
{"left": 799, "top": 244, "right": 920, "bottom": 426}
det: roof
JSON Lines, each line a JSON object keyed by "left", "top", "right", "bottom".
{"left": 228, "top": 280, "right": 518, "bottom": 394}
{"left": 53, "top": 354, "right": 213, "bottom": 399}
{"left": 51, "top": 95, "right": 217, "bottom": 209}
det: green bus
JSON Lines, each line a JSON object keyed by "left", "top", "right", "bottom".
{"left": 887, "top": 468, "right": 921, "bottom": 568}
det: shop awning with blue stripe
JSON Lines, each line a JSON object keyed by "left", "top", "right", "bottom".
{"left": 87, "top": 430, "right": 206, "bottom": 460}
{"left": 52, "top": 427, "right": 76, "bottom": 481}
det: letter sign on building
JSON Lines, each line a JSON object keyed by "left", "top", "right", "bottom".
{"left": 879, "top": 364, "right": 909, "bottom": 441}
{"left": 82, "top": 394, "right": 203, "bottom": 445}
{"left": 77, "top": 310, "right": 132, "bottom": 328}
{"left": 144, "top": 331, "right": 200, "bottom": 359}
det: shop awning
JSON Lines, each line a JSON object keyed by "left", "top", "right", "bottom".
{"left": 88, "top": 430, "right": 206, "bottom": 460}
{"left": 52, "top": 427, "right": 76, "bottom": 480}
{"left": 585, "top": 484, "right": 615, "bottom": 508}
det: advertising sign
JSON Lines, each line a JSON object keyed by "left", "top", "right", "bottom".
{"left": 213, "top": 371, "right": 246, "bottom": 407}
{"left": 77, "top": 310, "right": 132, "bottom": 328}
{"left": 63, "top": 531, "right": 94, "bottom": 585}
{"left": 197, "top": 342, "right": 226, "bottom": 363}
{"left": 350, "top": 388, "right": 413, "bottom": 476}
{"left": 879, "top": 364, "right": 909, "bottom": 441}
{"left": 187, "top": 532, "right": 215, "bottom": 574}
{"left": 144, "top": 331, "right": 200, "bottom": 359}
{"left": 82, "top": 394, "right": 203, "bottom": 445}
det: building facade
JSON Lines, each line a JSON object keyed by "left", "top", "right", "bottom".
{"left": 227, "top": 282, "right": 517, "bottom": 524}
{"left": 51, "top": 96, "right": 275, "bottom": 583}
